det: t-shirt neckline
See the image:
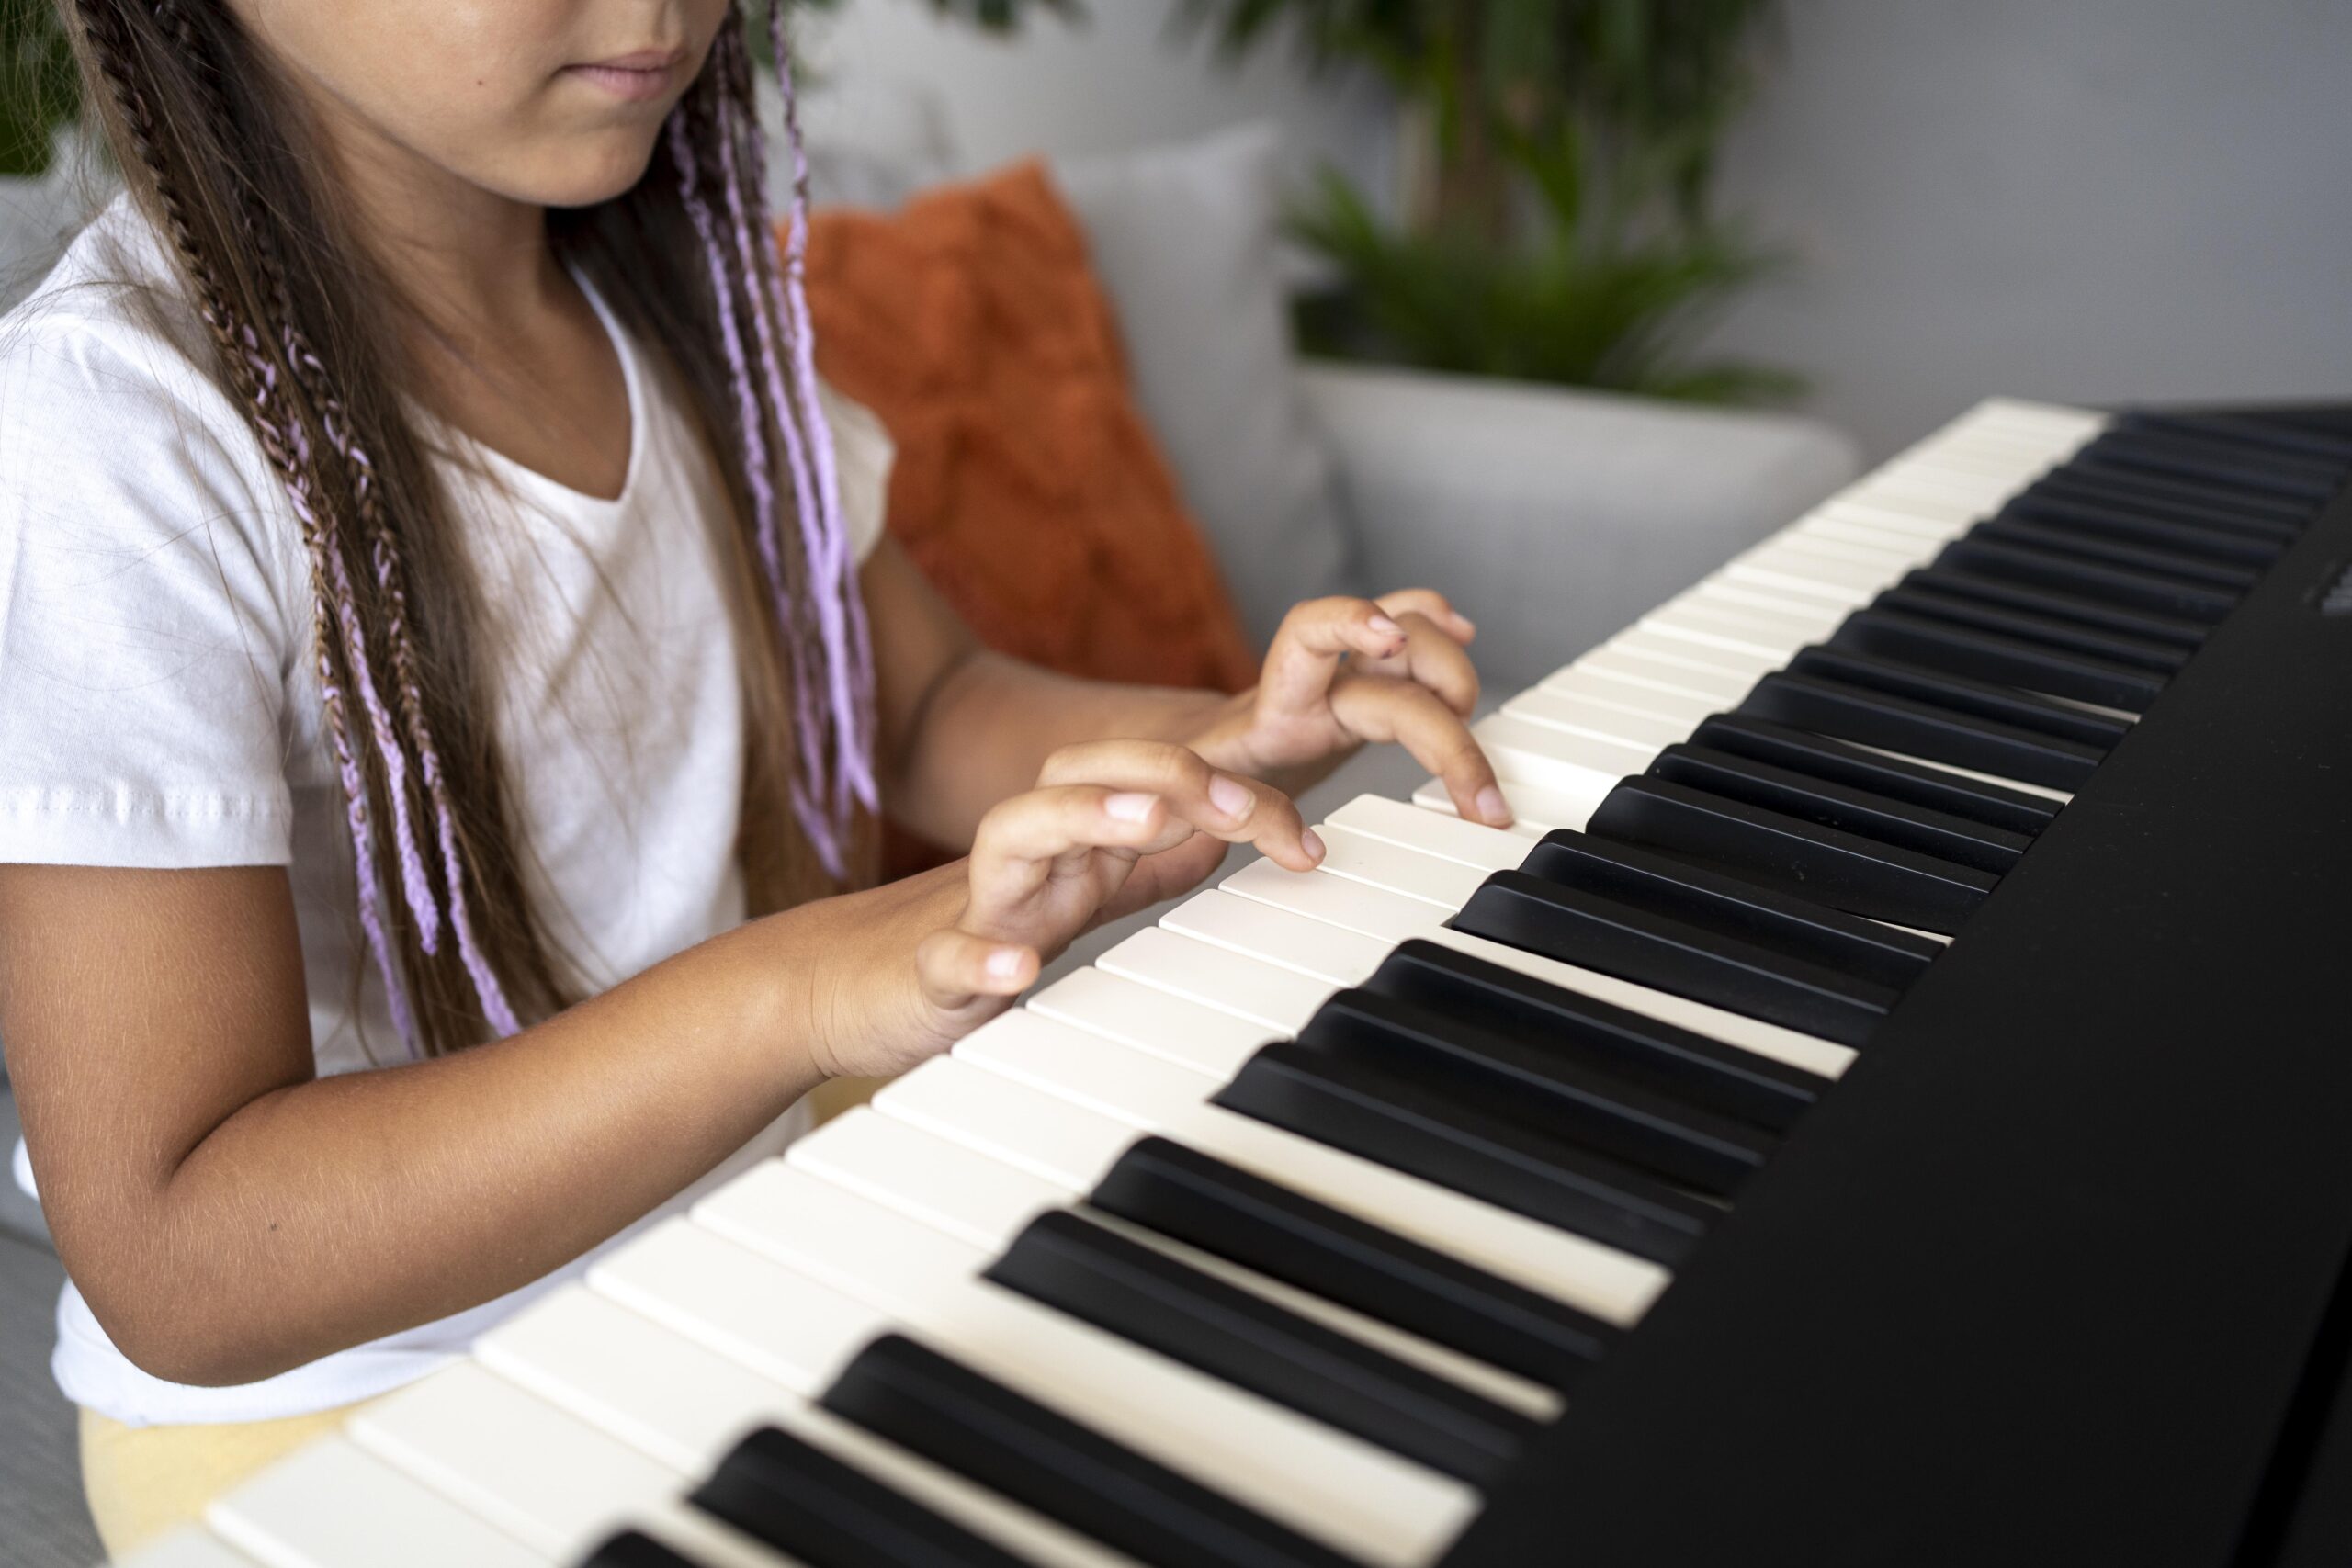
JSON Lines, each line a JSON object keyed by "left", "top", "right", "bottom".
{"left": 440, "top": 262, "right": 647, "bottom": 516}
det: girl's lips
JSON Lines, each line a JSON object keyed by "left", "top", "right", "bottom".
{"left": 563, "top": 49, "right": 685, "bottom": 103}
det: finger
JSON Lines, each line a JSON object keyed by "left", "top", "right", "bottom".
{"left": 972, "top": 784, "right": 1176, "bottom": 876}
{"left": 1353, "top": 610, "right": 1481, "bottom": 716}
{"left": 1257, "top": 597, "right": 1418, "bottom": 720}
{"left": 1374, "top": 587, "right": 1476, "bottom": 644}
{"left": 1331, "top": 674, "right": 1513, "bottom": 828}
{"left": 914, "top": 926, "right": 1036, "bottom": 1011}
{"left": 1033, "top": 740, "right": 1322, "bottom": 871}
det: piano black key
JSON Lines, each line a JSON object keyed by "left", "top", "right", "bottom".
{"left": 1967, "top": 516, "right": 2261, "bottom": 592}
{"left": 1935, "top": 536, "right": 2237, "bottom": 623}
{"left": 1648, "top": 742, "right": 2029, "bottom": 876}
{"left": 2063, "top": 455, "right": 2319, "bottom": 530}
{"left": 983, "top": 1209, "right": 1535, "bottom": 1487}
{"left": 1690, "top": 712, "right": 2061, "bottom": 836}
{"left": 1900, "top": 566, "right": 2209, "bottom": 650}
{"left": 1300, "top": 987, "right": 1776, "bottom": 1196}
{"left": 2081, "top": 428, "right": 2345, "bottom": 502}
{"left": 582, "top": 1533, "right": 698, "bottom": 1568}
{"left": 2000, "top": 491, "right": 2287, "bottom": 566}
{"left": 2113, "top": 408, "right": 2352, "bottom": 468}
{"left": 1827, "top": 606, "right": 2166, "bottom": 712}
{"left": 822, "top": 1334, "right": 1360, "bottom": 1568}
{"left": 2029, "top": 469, "right": 2303, "bottom": 543}
{"left": 1587, "top": 774, "right": 1995, "bottom": 936}
{"left": 1516, "top": 825, "right": 1944, "bottom": 987}
{"left": 1087, "top": 1134, "right": 1620, "bottom": 1391}
{"left": 1366, "top": 938, "right": 1830, "bottom": 1134}
{"left": 1741, "top": 670, "right": 2104, "bottom": 791}
{"left": 1451, "top": 868, "right": 1895, "bottom": 1047}
{"left": 1787, "top": 647, "right": 2132, "bottom": 750}
{"left": 692, "top": 1424, "right": 1031, "bottom": 1568}
{"left": 1874, "top": 583, "right": 2190, "bottom": 675}
{"left": 1212, "top": 1039, "right": 1718, "bottom": 1266}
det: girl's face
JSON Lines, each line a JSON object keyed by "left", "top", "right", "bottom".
{"left": 230, "top": 0, "right": 736, "bottom": 209}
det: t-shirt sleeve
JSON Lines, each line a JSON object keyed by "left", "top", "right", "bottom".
{"left": 815, "top": 378, "right": 894, "bottom": 567}
{"left": 0, "top": 311, "right": 301, "bottom": 868}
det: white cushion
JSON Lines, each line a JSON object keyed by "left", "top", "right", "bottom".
{"left": 1052, "top": 124, "right": 1358, "bottom": 648}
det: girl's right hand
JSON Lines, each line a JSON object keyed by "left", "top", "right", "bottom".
{"left": 819, "top": 741, "right": 1324, "bottom": 1081}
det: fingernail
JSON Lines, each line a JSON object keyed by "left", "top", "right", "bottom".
{"left": 1302, "top": 828, "right": 1326, "bottom": 862}
{"left": 1476, "top": 786, "right": 1511, "bottom": 827}
{"left": 987, "top": 947, "right": 1027, "bottom": 981}
{"left": 1103, "top": 792, "right": 1159, "bottom": 823}
{"left": 1208, "top": 774, "right": 1252, "bottom": 819}
{"left": 1366, "top": 614, "right": 1402, "bottom": 638}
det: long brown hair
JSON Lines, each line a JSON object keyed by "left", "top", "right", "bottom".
{"left": 63, "top": 0, "right": 873, "bottom": 1055}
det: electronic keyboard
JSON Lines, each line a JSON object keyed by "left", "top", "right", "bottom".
{"left": 118, "top": 398, "right": 2352, "bottom": 1568}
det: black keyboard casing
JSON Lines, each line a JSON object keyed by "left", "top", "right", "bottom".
{"left": 1445, "top": 407, "right": 2352, "bottom": 1568}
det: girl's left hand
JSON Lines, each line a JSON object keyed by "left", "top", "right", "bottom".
{"left": 1183, "top": 589, "right": 1513, "bottom": 828}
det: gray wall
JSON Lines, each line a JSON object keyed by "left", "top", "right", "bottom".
{"left": 804, "top": 0, "right": 2352, "bottom": 463}
{"left": 1704, "top": 0, "right": 2352, "bottom": 459}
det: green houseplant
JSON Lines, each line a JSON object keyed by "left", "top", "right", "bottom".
{"left": 1182, "top": 0, "right": 1796, "bottom": 401}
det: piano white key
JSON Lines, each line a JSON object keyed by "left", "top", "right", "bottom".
{"left": 484, "top": 1283, "right": 1125, "bottom": 1568}
{"left": 880, "top": 1049, "right": 1667, "bottom": 1326}
{"left": 1160, "top": 887, "right": 1396, "bottom": 984}
{"left": 792, "top": 1100, "right": 1565, "bottom": 1422}
{"left": 789, "top": 1107, "right": 1067, "bottom": 1250}
{"left": 116, "top": 1530, "right": 264, "bottom": 1568}
{"left": 1724, "top": 544, "right": 1897, "bottom": 604}
{"left": 1687, "top": 579, "right": 1852, "bottom": 629}
{"left": 1502, "top": 687, "right": 1695, "bottom": 750}
{"left": 695, "top": 1165, "right": 1482, "bottom": 1568}
{"left": 876, "top": 1056, "right": 1140, "bottom": 1190}
{"left": 1315, "top": 822, "right": 1496, "bottom": 908}
{"left": 595, "top": 1226, "right": 1144, "bottom": 1568}
{"left": 958, "top": 1006, "right": 1234, "bottom": 1114}
{"left": 1604, "top": 626, "right": 1784, "bottom": 681}
{"left": 1219, "top": 854, "right": 1857, "bottom": 1081}
{"left": 480, "top": 1284, "right": 780, "bottom": 1473}
{"left": 1327, "top": 793, "right": 1530, "bottom": 873}
{"left": 1028, "top": 966, "right": 1277, "bottom": 1076}
{"left": 1570, "top": 645, "right": 1760, "bottom": 706}
{"left": 347, "top": 1362, "right": 686, "bottom": 1560}
{"left": 1769, "top": 517, "right": 1928, "bottom": 564}
{"left": 1410, "top": 773, "right": 1580, "bottom": 837}
{"left": 1465, "top": 714, "right": 1650, "bottom": 818}
{"left": 1792, "top": 512, "right": 1955, "bottom": 555}
{"left": 1640, "top": 603, "right": 1820, "bottom": 662}
{"left": 208, "top": 1435, "right": 547, "bottom": 1568}
{"left": 1538, "top": 663, "right": 1735, "bottom": 720}
{"left": 1097, "top": 926, "right": 1337, "bottom": 1035}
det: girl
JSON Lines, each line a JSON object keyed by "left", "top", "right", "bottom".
{"left": 0, "top": 0, "right": 1507, "bottom": 1554}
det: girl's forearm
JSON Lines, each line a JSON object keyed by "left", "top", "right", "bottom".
{"left": 888, "top": 649, "right": 1231, "bottom": 847}
{"left": 106, "top": 889, "right": 927, "bottom": 1388}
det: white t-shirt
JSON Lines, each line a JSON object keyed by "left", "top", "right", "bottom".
{"left": 0, "top": 194, "right": 890, "bottom": 1426}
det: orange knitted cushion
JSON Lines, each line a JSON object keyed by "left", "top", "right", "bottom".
{"left": 799, "top": 160, "right": 1259, "bottom": 695}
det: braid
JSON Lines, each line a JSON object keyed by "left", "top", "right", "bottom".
{"left": 156, "top": 0, "right": 522, "bottom": 1036}
{"left": 77, "top": 0, "right": 423, "bottom": 1043}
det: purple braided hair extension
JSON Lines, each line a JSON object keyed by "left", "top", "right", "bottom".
{"left": 707, "top": 32, "right": 873, "bottom": 826}
{"left": 742, "top": 6, "right": 877, "bottom": 805}
{"left": 284, "top": 331, "right": 440, "bottom": 953}
{"left": 667, "top": 103, "right": 848, "bottom": 877}
{"left": 234, "top": 332, "right": 419, "bottom": 1047}
{"left": 295, "top": 343, "right": 520, "bottom": 1036}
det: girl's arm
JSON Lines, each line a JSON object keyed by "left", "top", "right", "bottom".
{"left": 866, "top": 543, "right": 1512, "bottom": 850}
{"left": 0, "top": 747, "right": 1310, "bottom": 1387}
